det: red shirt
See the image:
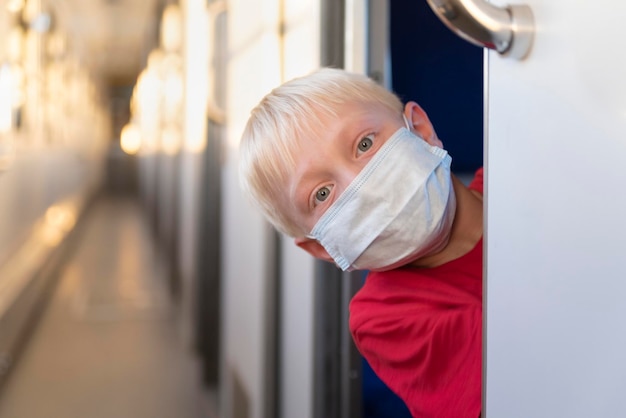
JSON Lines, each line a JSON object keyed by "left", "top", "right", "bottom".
{"left": 349, "top": 169, "right": 483, "bottom": 417}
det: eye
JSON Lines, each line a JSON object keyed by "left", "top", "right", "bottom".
{"left": 356, "top": 134, "right": 374, "bottom": 156}
{"left": 314, "top": 185, "right": 332, "bottom": 206}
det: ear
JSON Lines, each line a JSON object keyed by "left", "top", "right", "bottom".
{"left": 403, "top": 101, "right": 444, "bottom": 148}
{"left": 294, "top": 236, "right": 334, "bottom": 263}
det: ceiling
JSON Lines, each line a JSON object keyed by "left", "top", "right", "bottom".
{"left": 49, "top": 0, "right": 165, "bottom": 86}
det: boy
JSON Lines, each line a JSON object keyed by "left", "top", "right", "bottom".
{"left": 239, "top": 68, "right": 483, "bottom": 417}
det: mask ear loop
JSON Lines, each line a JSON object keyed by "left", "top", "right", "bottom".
{"left": 402, "top": 114, "right": 412, "bottom": 131}
{"left": 403, "top": 113, "right": 426, "bottom": 140}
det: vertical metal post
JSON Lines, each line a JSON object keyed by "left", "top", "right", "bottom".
{"left": 262, "top": 228, "right": 281, "bottom": 418}
{"left": 314, "top": 3, "right": 364, "bottom": 418}
{"left": 340, "top": 271, "right": 364, "bottom": 418}
{"left": 314, "top": 0, "right": 346, "bottom": 416}
{"left": 195, "top": 0, "right": 226, "bottom": 389}
{"left": 263, "top": 2, "right": 287, "bottom": 417}
{"left": 196, "top": 120, "right": 222, "bottom": 385}
{"left": 312, "top": 262, "right": 342, "bottom": 418}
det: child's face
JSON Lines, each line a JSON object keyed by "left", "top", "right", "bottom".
{"left": 285, "top": 100, "right": 405, "bottom": 234}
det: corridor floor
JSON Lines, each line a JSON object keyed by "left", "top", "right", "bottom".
{"left": 0, "top": 196, "right": 209, "bottom": 418}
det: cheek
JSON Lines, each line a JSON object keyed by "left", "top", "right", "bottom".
{"left": 282, "top": 198, "right": 317, "bottom": 236}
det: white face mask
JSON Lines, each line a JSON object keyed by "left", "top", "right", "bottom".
{"left": 307, "top": 126, "right": 456, "bottom": 272}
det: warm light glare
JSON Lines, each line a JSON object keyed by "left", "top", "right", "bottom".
{"left": 10, "top": 65, "right": 24, "bottom": 107}
{"left": 161, "top": 4, "right": 183, "bottom": 53}
{"left": 0, "top": 64, "right": 15, "bottom": 133}
{"left": 134, "top": 68, "right": 162, "bottom": 145}
{"left": 137, "top": 68, "right": 162, "bottom": 106}
{"left": 6, "top": 0, "right": 24, "bottom": 13}
{"left": 40, "top": 203, "right": 77, "bottom": 247}
{"left": 0, "top": 137, "right": 14, "bottom": 171}
{"left": 161, "top": 126, "right": 181, "bottom": 155}
{"left": 127, "top": 1, "right": 210, "bottom": 154}
{"left": 45, "top": 205, "right": 76, "bottom": 232}
{"left": 147, "top": 49, "right": 165, "bottom": 70}
{"left": 47, "top": 32, "right": 66, "bottom": 58}
{"left": 7, "top": 27, "right": 24, "bottom": 63}
{"left": 183, "top": 4, "right": 209, "bottom": 152}
{"left": 121, "top": 123, "right": 142, "bottom": 155}
{"left": 163, "top": 70, "right": 183, "bottom": 114}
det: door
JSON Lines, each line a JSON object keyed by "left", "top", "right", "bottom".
{"left": 485, "top": 0, "right": 626, "bottom": 416}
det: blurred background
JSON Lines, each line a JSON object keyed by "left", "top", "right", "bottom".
{"left": 0, "top": 0, "right": 482, "bottom": 417}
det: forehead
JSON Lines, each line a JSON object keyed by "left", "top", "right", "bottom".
{"left": 297, "top": 99, "right": 398, "bottom": 144}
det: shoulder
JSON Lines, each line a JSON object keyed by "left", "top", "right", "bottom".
{"left": 349, "top": 266, "right": 481, "bottom": 348}
{"left": 349, "top": 269, "right": 431, "bottom": 325}
{"left": 350, "top": 259, "right": 482, "bottom": 328}
{"left": 349, "top": 269, "right": 483, "bottom": 417}
{"left": 468, "top": 167, "right": 484, "bottom": 195}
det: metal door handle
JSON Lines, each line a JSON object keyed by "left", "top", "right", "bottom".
{"left": 425, "top": 0, "right": 534, "bottom": 59}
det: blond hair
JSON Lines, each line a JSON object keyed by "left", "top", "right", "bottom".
{"left": 239, "top": 67, "right": 403, "bottom": 237}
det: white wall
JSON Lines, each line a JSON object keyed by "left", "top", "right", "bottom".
{"left": 0, "top": 0, "right": 109, "bottom": 268}
{"left": 223, "top": 0, "right": 319, "bottom": 417}
{"left": 223, "top": 2, "right": 281, "bottom": 417}
{"left": 0, "top": 110, "right": 108, "bottom": 331}
{"left": 0, "top": 144, "right": 104, "bottom": 265}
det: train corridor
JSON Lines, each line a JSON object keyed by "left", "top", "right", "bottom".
{"left": 0, "top": 195, "right": 210, "bottom": 418}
